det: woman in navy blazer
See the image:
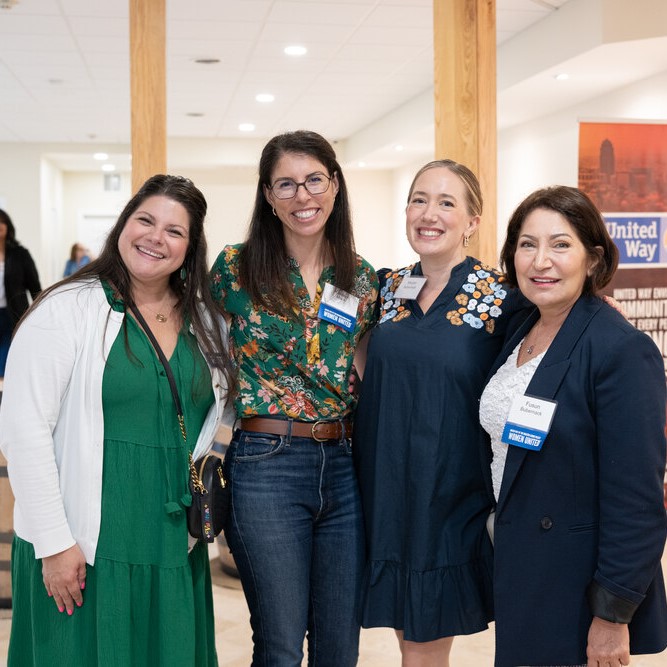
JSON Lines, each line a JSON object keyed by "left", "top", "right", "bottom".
{"left": 480, "top": 186, "right": 667, "bottom": 667}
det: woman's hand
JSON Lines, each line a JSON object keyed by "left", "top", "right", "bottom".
{"left": 586, "top": 616, "right": 630, "bottom": 666}
{"left": 42, "top": 544, "right": 87, "bottom": 615}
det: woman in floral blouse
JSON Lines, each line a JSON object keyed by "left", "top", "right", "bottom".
{"left": 210, "top": 130, "right": 377, "bottom": 666}
{"left": 353, "top": 160, "right": 528, "bottom": 666}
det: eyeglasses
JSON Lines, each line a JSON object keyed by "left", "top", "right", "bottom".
{"left": 268, "top": 172, "right": 333, "bottom": 199}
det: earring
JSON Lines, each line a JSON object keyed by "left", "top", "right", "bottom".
{"left": 463, "top": 235, "right": 470, "bottom": 248}
{"left": 180, "top": 266, "right": 187, "bottom": 281}
{"left": 272, "top": 207, "right": 277, "bottom": 217}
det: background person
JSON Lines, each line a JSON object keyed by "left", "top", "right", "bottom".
{"left": 0, "top": 175, "right": 234, "bottom": 666}
{"left": 480, "top": 185, "right": 667, "bottom": 667}
{"left": 63, "top": 242, "right": 91, "bottom": 277}
{"left": 353, "top": 159, "right": 528, "bottom": 666}
{"left": 210, "top": 130, "right": 378, "bottom": 666}
{"left": 0, "top": 208, "right": 41, "bottom": 378}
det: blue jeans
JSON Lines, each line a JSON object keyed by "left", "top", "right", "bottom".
{"left": 224, "top": 428, "right": 363, "bottom": 667}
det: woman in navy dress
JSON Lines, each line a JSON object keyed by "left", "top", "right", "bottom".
{"left": 354, "top": 160, "right": 526, "bottom": 665}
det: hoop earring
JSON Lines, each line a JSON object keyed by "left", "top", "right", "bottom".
{"left": 463, "top": 235, "right": 470, "bottom": 248}
{"left": 272, "top": 207, "right": 277, "bottom": 217}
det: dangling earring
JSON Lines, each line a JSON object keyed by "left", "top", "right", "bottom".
{"left": 272, "top": 207, "right": 277, "bottom": 217}
{"left": 463, "top": 235, "right": 470, "bottom": 248}
{"left": 180, "top": 266, "right": 187, "bottom": 281}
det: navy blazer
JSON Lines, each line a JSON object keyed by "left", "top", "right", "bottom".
{"left": 486, "top": 295, "right": 667, "bottom": 667}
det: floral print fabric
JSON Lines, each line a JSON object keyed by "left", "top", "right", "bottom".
{"left": 210, "top": 244, "right": 378, "bottom": 420}
{"left": 378, "top": 260, "right": 509, "bottom": 334}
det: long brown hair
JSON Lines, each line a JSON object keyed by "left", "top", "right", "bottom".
{"left": 22, "top": 174, "right": 235, "bottom": 389}
{"left": 239, "top": 130, "right": 357, "bottom": 316}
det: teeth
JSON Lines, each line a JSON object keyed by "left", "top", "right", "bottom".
{"left": 138, "top": 246, "right": 164, "bottom": 259}
{"left": 533, "top": 278, "right": 555, "bottom": 283}
{"left": 294, "top": 209, "right": 317, "bottom": 219}
{"left": 419, "top": 229, "right": 441, "bottom": 237}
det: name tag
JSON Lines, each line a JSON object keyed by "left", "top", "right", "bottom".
{"left": 318, "top": 283, "right": 359, "bottom": 332}
{"left": 501, "top": 394, "right": 557, "bottom": 451}
{"left": 394, "top": 275, "right": 427, "bottom": 300}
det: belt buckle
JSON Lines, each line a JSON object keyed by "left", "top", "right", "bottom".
{"left": 310, "top": 419, "right": 329, "bottom": 442}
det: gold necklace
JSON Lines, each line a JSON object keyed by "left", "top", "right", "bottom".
{"left": 524, "top": 319, "right": 542, "bottom": 355}
{"left": 137, "top": 294, "right": 174, "bottom": 323}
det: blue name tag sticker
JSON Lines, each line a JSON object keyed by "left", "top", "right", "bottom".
{"left": 318, "top": 303, "right": 355, "bottom": 332}
{"left": 501, "top": 394, "right": 557, "bottom": 452}
{"left": 318, "top": 283, "right": 359, "bottom": 332}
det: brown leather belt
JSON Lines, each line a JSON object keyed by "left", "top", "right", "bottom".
{"left": 240, "top": 417, "right": 353, "bottom": 442}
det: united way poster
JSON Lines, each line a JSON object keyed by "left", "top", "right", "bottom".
{"left": 578, "top": 121, "right": 667, "bottom": 372}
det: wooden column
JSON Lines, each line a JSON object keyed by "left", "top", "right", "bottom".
{"left": 433, "top": 0, "right": 497, "bottom": 265}
{"left": 129, "top": 0, "right": 167, "bottom": 193}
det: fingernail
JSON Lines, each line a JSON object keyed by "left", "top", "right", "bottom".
{"left": 58, "top": 606, "right": 64, "bottom": 613}
{"left": 76, "top": 600, "right": 82, "bottom": 607}
{"left": 48, "top": 592, "right": 53, "bottom": 597}
{"left": 67, "top": 608, "right": 73, "bottom": 616}
{"left": 80, "top": 581, "right": 86, "bottom": 590}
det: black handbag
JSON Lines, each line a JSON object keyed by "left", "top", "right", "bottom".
{"left": 187, "top": 452, "right": 229, "bottom": 542}
{"left": 130, "top": 304, "right": 229, "bottom": 542}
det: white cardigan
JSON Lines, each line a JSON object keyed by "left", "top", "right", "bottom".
{"left": 0, "top": 279, "right": 229, "bottom": 564}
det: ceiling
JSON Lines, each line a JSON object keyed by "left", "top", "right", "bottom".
{"left": 0, "top": 0, "right": 666, "bottom": 174}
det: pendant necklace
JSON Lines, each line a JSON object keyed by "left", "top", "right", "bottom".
{"left": 138, "top": 294, "right": 173, "bottom": 323}
{"left": 524, "top": 319, "right": 542, "bottom": 355}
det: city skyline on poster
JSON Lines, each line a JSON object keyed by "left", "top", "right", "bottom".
{"left": 579, "top": 121, "right": 667, "bottom": 365}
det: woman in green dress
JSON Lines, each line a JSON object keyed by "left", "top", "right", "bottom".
{"left": 0, "top": 174, "right": 234, "bottom": 666}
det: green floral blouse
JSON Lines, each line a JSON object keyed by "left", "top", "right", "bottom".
{"left": 210, "top": 244, "right": 378, "bottom": 421}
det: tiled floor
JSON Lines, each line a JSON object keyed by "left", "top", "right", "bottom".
{"left": 1, "top": 544, "right": 666, "bottom": 666}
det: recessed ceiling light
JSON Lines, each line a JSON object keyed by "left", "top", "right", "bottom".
{"left": 284, "top": 45, "right": 307, "bottom": 57}
{"left": 194, "top": 58, "right": 220, "bottom": 64}
{"left": 239, "top": 123, "right": 255, "bottom": 132}
{"left": 93, "top": 152, "right": 108, "bottom": 161}
{"left": 395, "top": 144, "right": 404, "bottom": 152}
{"left": 554, "top": 72, "right": 569, "bottom": 81}
{"left": 101, "top": 164, "right": 116, "bottom": 172}
{"left": 358, "top": 161, "right": 367, "bottom": 168}
{"left": 256, "top": 93, "right": 275, "bottom": 103}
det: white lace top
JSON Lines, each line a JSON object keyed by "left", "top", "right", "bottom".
{"left": 479, "top": 340, "right": 545, "bottom": 501}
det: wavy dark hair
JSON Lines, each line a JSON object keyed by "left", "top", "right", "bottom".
{"left": 23, "top": 174, "right": 235, "bottom": 388}
{"left": 239, "top": 130, "right": 357, "bottom": 316}
{"left": 500, "top": 185, "right": 618, "bottom": 295}
{"left": 0, "top": 208, "right": 18, "bottom": 247}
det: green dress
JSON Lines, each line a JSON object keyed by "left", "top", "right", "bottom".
{"left": 8, "top": 294, "right": 217, "bottom": 667}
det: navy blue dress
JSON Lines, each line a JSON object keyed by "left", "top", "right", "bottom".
{"left": 354, "top": 257, "right": 526, "bottom": 642}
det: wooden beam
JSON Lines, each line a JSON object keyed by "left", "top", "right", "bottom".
{"left": 433, "top": 0, "right": 498, "bottom": 265}
{"left": 129, "top": 0, "right": 167, "bottom": 193}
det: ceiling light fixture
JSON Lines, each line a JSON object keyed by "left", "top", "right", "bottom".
{"left": 395, "top": 144, "right": 404, "bottom": 152}
{"left": 93, "top": 153, "right": 108, "bottom": 161}
{"left": 554, "top": 72, "right": 569, "bottom": 81}
{"left": 256, "top": 93, "right": 275, "bottom": 103}
{"left": 101, "top": 164, "right": 116, "bottom": 172}
{"left": 239, "top": 123, "right": 255, "bottom": 132}
{"left": 284, "top": 45, "right": 307, "bottom": 57}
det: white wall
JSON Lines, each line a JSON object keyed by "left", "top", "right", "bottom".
{"left": 496, "top": 69, "right": 667, "bottom": 259}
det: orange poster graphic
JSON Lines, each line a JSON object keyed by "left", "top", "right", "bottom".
{"left": 579, "top": 122, "right": 667, "bottom": 370}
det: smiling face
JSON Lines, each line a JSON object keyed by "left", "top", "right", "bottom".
{"left": 118, "top": 195, "right": 190, "bottom": 290}
{"left": 514, "top": 208, "right": 597, "bottom": 317}
{"left": 264, "top": 152, "right": 339, "bottom": 250}
{"left": 405, "top": 166, "right": 479, "bottom": 265}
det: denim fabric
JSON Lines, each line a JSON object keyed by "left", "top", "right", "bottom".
{"left": 224, "top": 428, "right": 363, "bottom": 667}
{"left": 0, "top": 308, "right": 12, "bottom": 377}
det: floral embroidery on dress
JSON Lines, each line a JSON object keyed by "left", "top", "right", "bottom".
{"left": 446, "top": 263, "right": 507, "bottom": 334}
{"left": 378, "top": 265, "right": 415, "bottom": 324}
